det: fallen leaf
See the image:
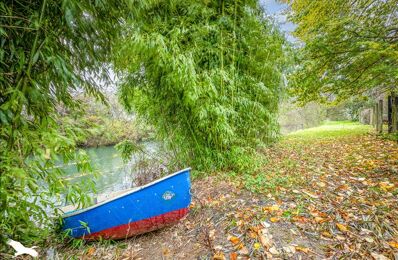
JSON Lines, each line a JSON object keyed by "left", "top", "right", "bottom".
{"left": 251, "top": 225, "right": 261, "bottom": 231}
{"left": 269, "top": 246, "right": 279, "bottom": 255}
{"left": 263, "top": 205, "right": 280, "bottom": 212}
{"left": 295, "top": 246, "right": 310, "bottom": 253}
{"left": 302, "top": 190, "right": 319, "bottom": 199}
{"left": 248, "top": 231, "right": 257, "bottom": 239}
{"left": 315, "top": 217, "right": 327, "bottom": 223}
{"left": 336, "top": 223, "right": 349, "bottom": 232}
{"left": 209, "top": 229, "right": 216, "bottom": 240}
{"left": 236, "top": 220, "right": 244, "bottom": 227}
{"left": 213, "top": 252, "right": 225, "bottom": 260}
{"left": 258, "top": 230, "right": 273, "bottom": 249}
{"left": 292, "top": 216, "right": 309, "bottom": 223}
{"left": 321, "top": 231, "right": 333, "bottom": 238}
{"left": 365, "top": 237, "right": 374, "bottom": 243}
{"left": 87, "top": 247, "right": 95, "bottom": 256}
{"left": 239, "top": 246, "right": 249, "bottom": 255}
{"left": 317, "top": 182, "right": 326, "bottom": 187}
{"left": 336, "top": 235, "right": 346, "bottom": 241}
{"left": 228, "top": 235, "right": 240, "bottom": 245}
{"left": 270, "top": 217, "right": 280, "bottom": 223}
{"left": 371, "top": 252, "right": 389, "bottom": 260}
{"left": 379, "top": 182, "right": 395, "bottom": 191}
{"left": 283, "top": 245, "right": 296, "bottom": 254}
{"left": 235, "top": 242, "right": 244, "bottom": 250}
{"left": 162, "top": 248, "right": 170, "bottom": 256}
{"left": 349, "top": 177, "right": 365, "bottom": 181}
{"left": 338, "top": 184, "right": 350, "bottom": 191}
{"left": 388, "top": 240, "right": 398, "bottom": 249}
{"left": 309, "top": 208, "right": 328, "bottom": 218}
{"left": 229, "top": 252, "right": 237, "bottom": 260}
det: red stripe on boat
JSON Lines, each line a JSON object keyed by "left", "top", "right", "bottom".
{"left": 82, "top": 208, "right": 189, "bottom": 240}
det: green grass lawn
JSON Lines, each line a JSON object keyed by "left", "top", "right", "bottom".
{"left": 286, "top": 121, "right": 372, "bottom": 140}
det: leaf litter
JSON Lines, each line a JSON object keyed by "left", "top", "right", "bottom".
{"left": 53, "top": 132, "right": 397, "bottom": 259}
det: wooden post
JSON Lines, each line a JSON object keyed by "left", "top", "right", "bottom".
{"left": 371, "top": 105, "right": 376, "bottom": 127}
{"left": 378, "top": 99, "right": 383, "bottom": 134}
{"left": 388, "top": 95, "right": 393, "bottom": 133}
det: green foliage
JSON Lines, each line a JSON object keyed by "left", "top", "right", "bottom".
{"left": 287, "top": 0, "right": 398, "bottom": 103}
{"left": 381, "top": 132, "right": 398, "bottom": 142}
{"left": 115, "top": 140, "right": 144, "bottom": 163}
{"left": 0, "top": 0, "right": 130, "bottom": 246}
{"left": 343, "top": 97, "right": 374, "bottom": 121}
{"left": 115, "top": 0, "right": 288, "bottom": 170}
{"left": 64, "top": 96, "right": 152, "bottom": 148}
{"left": 326, "top": 96, "right": 374, "bottom": 121}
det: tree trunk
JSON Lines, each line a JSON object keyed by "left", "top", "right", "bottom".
{"left": 370, "top": 105, "right": 374, "bottom": 126}
{"left": 372, "top": 104, "right": 377, "bottom": 129}
{"left": 375, "top": 103, "right": 379, "bottom": 132}
{"left": 378, "top": 99, "right": 383, "bottom": 134}
{"left": 388, "top": 95, "right": 393, "bottom": 133}
{"left": 393, "top": 95, "right": 398, "bottom": 133}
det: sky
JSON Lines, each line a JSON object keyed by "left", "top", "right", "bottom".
{"left": 260, "top": 0, "right": 297, "bottom": 42}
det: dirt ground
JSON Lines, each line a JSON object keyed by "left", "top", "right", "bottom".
{"left": 54, "top": 177, "right": 327, "bottom": 259}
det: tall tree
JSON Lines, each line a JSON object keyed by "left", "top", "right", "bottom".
{"left": 286, "top": 0, "right": 398, "bottom": 103}
{"left": 0, "top": 0, "right": 129, "bottom": 245}
{"left": 115, "top": 0, "right": 288, "bottom": 169}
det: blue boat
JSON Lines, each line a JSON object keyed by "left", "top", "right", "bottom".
{"left": 61, "top": 168, "right": 191, "bottom": 240}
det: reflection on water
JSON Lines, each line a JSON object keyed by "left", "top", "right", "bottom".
{"left": 60, "top": 142, "right": 157, "bottom": 196}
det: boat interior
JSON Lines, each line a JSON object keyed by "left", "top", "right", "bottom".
{"left": 60, "top": 187, "right": 139, "bottom": 214}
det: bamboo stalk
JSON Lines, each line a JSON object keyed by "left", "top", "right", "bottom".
{"left": 220, "top": 0, "right": 225, "bottom": 97}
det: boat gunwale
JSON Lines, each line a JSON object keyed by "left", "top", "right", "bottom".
{"left": 61, "top": 167, "right": 191, "bottom": 218}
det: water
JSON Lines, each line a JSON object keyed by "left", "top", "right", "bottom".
{"left": 60, "top": 142, "right": 157, "bottom": 196}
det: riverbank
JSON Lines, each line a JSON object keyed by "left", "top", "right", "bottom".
{"left": 78, "top": 118, "right": 153, "bottom": 148}
{"left": 61, "top": 96, "right": 155, "bottom": 148}
{"left": 45, "top": 121, "right": 398, "bottom": 259}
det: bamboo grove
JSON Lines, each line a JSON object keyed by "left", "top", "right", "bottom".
{"left": 115, "top": 0, "right": 288, "bottom": 170}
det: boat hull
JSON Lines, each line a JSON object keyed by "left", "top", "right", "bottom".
{"left": 62, "top": 168, "right": 191, "bottom": 240}
{"left": 83, "top": 208, "right": 188, "bottom": 240}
